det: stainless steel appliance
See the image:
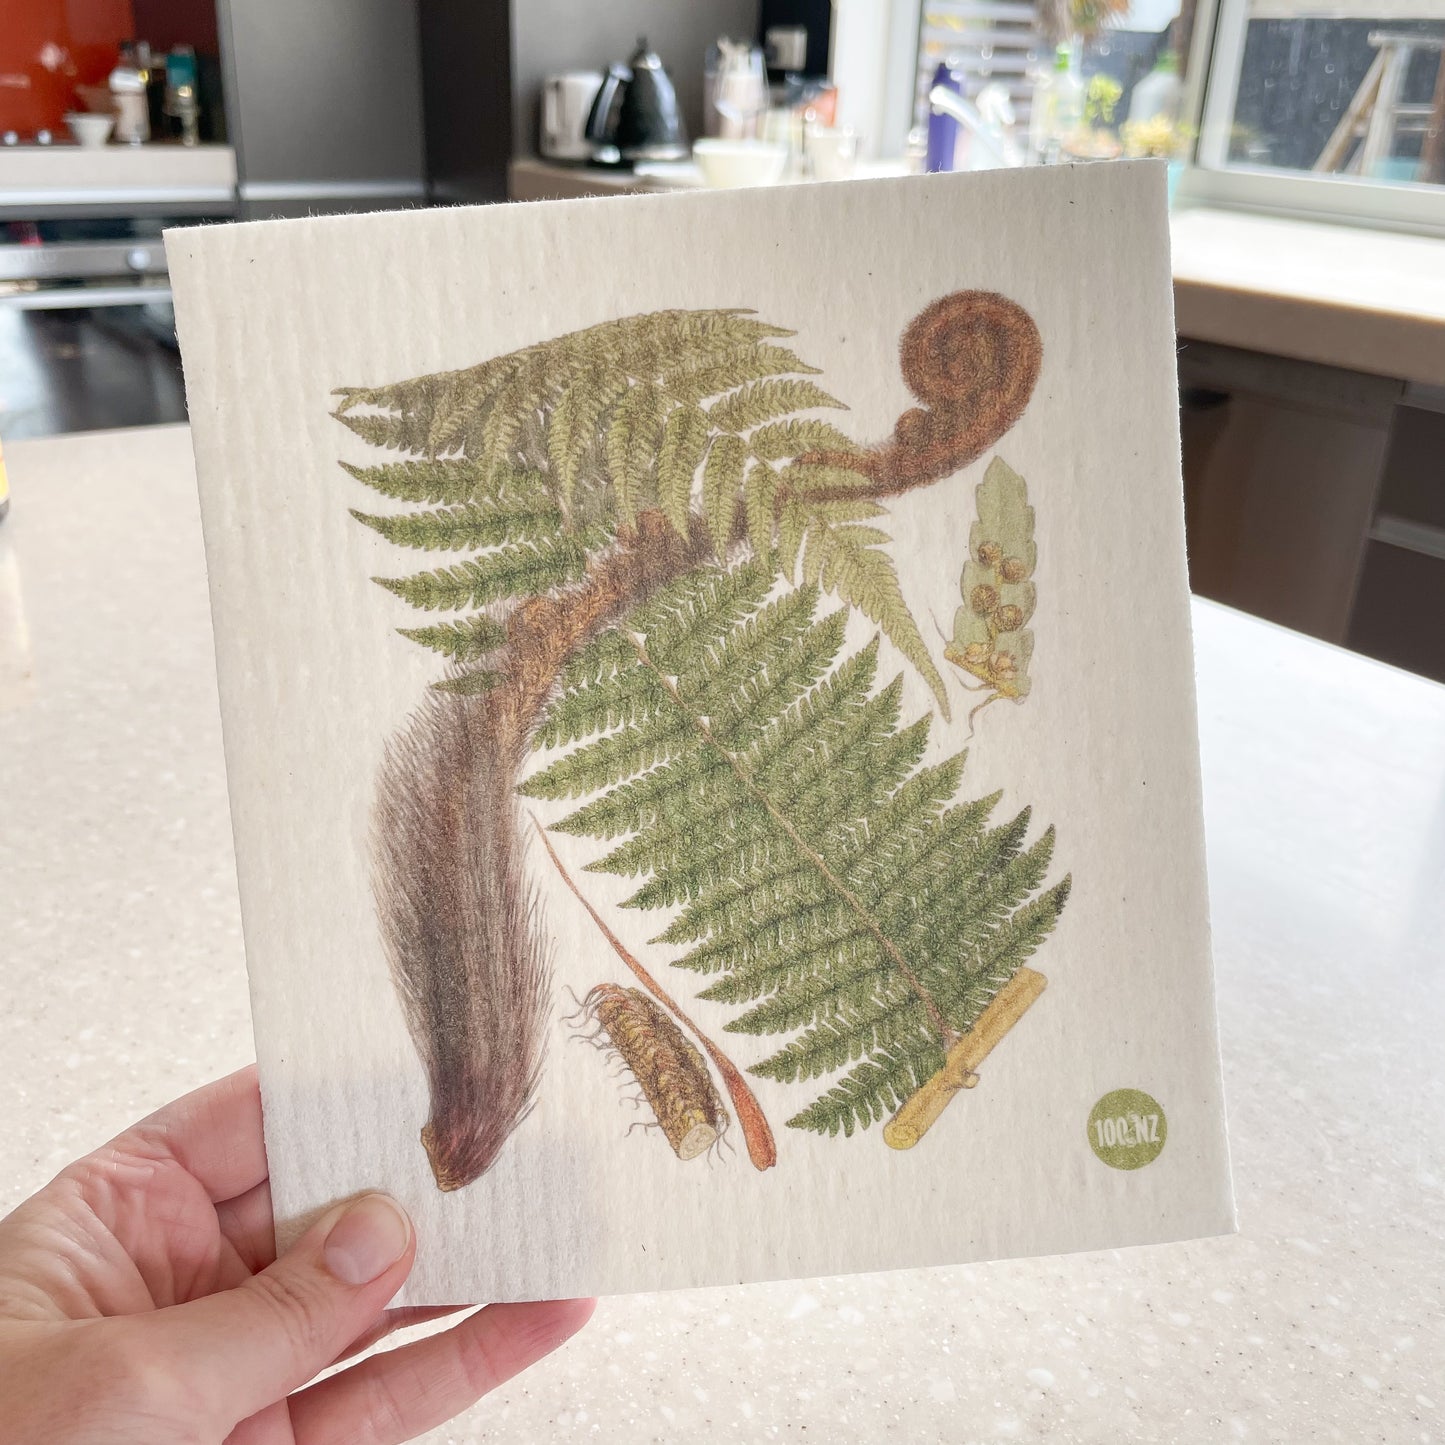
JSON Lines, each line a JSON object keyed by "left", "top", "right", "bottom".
{"left": 0, "top": 143, "right": 233, "bottom": 320}
{"left": 0, "top": 221, "right": 175, "bottom": 313}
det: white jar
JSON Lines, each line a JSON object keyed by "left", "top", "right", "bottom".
{"left": 110, "top": 57, "right": 150, "bottom": 145}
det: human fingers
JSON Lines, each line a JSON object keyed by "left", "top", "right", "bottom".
{"left": 213, "top": 1191, "right": 445, "bottom": 1332}
{"left": 117, "top": 1065, "right": 267, "bottom": 1204}
{"left": 223, "top": 1397, "right": 291, "bottom": 1445}
{"left": 215, "top": 1178, "right": 277, "bottom": 1275}
{"left": 332, "top": 1305, "right": 465, "bottom": 1367}
{"left": 209, "top": 1197, "right": 458, "bottom": 1346}
{"left": 138, "top": 1192, "right": 415, "bottom": 1433}
{"left": 286, "top": 1297, "right": 596, "bottom": 1445}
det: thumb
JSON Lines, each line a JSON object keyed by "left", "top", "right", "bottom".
{"left": 150, "top": 1192, "right": 415, "bottom": 1430}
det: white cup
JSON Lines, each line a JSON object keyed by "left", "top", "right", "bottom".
{"left": 807, "top": 125, "right": 858, "bottom": 182}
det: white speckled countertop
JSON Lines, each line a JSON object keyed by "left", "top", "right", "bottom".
{"left": 2, "top": 425, "right": 1442, "bottom": 1443}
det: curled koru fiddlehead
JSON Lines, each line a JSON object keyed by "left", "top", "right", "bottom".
{"left": 797, "top": 291, "right": 1042, "bottom": 498}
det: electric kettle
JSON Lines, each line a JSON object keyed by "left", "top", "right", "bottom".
{"left": 585, "top": 38, "right": 688, "bottom": 164}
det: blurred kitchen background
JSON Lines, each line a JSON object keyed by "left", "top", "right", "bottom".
{"left": 1, "top": 0, "right": 1442, "bottom": 680}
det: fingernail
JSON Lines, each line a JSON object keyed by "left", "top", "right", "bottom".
{"left": 322, "top": 1194, "right": 413, "bottom": 1285}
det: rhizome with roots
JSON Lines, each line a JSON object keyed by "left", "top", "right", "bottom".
{"left": 334, "top": 290, "right": 1070, "bottom": 1190}
{"left": 566, "top": 984, "right": 733, "bottom": 1164}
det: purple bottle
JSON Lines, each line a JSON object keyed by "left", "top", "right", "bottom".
{"left": 925, "top": 59, "right": 963, "bottom": 173}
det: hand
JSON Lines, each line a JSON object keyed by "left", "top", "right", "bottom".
{"left": 0, "top": 1067, "right": 594, "bottom": 1444}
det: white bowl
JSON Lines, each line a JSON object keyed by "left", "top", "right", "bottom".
{"left": 64, "top": 112, "right": 115, "bottom": 148}
{"left": 692, "top": 138, "right": 788, "bottom": 189}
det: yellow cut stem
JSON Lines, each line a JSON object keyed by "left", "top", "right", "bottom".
{"left": 883, "top": 967, "right": 1047, "bottom": 1150}
{"left": 420, "top": 1123, "right": 466, "bottom": 1192}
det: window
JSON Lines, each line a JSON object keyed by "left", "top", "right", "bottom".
{"left": 1193, "top": 0, "right": 1445, "bottom": 227}
{"left": 914, "top": 0, "right": 1045, "bottom": 131}
{"left": 910, "top": 1, "right": 1203, "bottom": 169}
{"left": 903, "top": 0, "right": 1445, "bottom": 231}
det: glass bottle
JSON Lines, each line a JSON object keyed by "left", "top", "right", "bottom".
{"left": 926, "top": 59, "right": 964, "bottom": 173}
{"left": 1032, "top": 42, "right": 1083, "bottom": 164}
{"left": 110, "top": 42, "right": 151, "bottom": 145}
{"left": 1129, "top": 50, "right": 1182, "bottom": 126}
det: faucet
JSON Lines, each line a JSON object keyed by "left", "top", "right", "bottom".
{"left": 928, "top": 84, "right": 1025, "bottom": 169}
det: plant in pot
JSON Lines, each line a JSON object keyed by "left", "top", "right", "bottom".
{"left": 1122, "top": 113, "right": 1195, "bottom": 205}
{"left": 1062, "top": 75, "right": 1123, "bottom": 160}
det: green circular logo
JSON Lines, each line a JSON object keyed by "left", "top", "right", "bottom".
{"left": 1087, "top": 1089, "right": 1167, "bottom": 1170}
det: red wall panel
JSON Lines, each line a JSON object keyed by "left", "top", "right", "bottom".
{"left": 0, "top": 0, "right": 136, "bottom": 136}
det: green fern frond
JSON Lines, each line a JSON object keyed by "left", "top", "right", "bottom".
{"left": 676, "top": 893, "right": 852, "bottom": 981}
{"left": 334, "top": 358, "right": 526, "bottom": 461}
{"left": 776, "top": 494, "right": 808, "bottom": 579}
{"left": 333, "top": 409, "right": 424, "bottom": 453}
{"left": 533, "top": 667, "right": 668, "bottom": 751}
{"left": 333, "top": 353, "right": 516, "bottom": 426}
{"left": 659, "top": 343, "right": 821, "bottom": 404}
{"left": 677, "top": 870, "right": 832, "bottom": 967}
{"left": 748, "top": 992, "right": 932, "bottom": 1091}
{"left": 749, "top": 419, "right": 861, "bottom": 461}
{"left": 782, "top": 1033, "right": 942, "bottom": 1136}
{"left": 606, "top": 383, "right": 666, "bottom": 526}
{"left": 374, "top": 531, "right": 595, "bottom": 611}
{"left": 609, "top": 696, "right": 921, "bottom": 912}
{"left": 525, "top": 565, "right": 1067, "bottom": 1136}
{"left": 784, "top": 461, "right": 878, "bottom": 496}
{"left": 338, "top": 458, "right": 497, "bottom": 505}
{"left": 546, "top": 368, "right": 629, "bottom": 520}
{"left": 628, "top": 558, "right": 774, "bottom": 677}
{"left": 523, "top": 715, "right": 694, "bottom": 802}
{"left": 656, "top": 404, "right": 710, "bottom": 536}
{"left": 786, "top": 502, "right": 951, "bottom": 719}
{"left": 546, "top": 747, "right": 726, "bottom": 846}
{"left": 802, "top": 523, "right": 891, "bottom": 573}
{"left": 728, "top": 950, "right": 909, "bottom": 1037}
{"left": 397, "top": 615, "right": 507, "bottom": 661}
{"left": 806, "top": 497, "right": 886, "bottom": 522}
{"left": 708, "top": 379, "right": 846, "bottom": 432}
{"left": 430, "top": 668, "right": 501, "bottom": 697}
{"left": 555, "top": 630, "right": 638, "bottom": 694}
{"left": 542, "top": 366, "right": 590, "bottom": 518}
{"left": 336, "top": 309, "right": 815, "bottom": 486}
{"left": 743, "top": 462, "right": 779, "bottom": 562}
{"left": 349, "top": 494, "right": 561, "bottom": 551}
{"left": 693, "top": 894, "right": 858, "bottom": 1003}
{"left": 703, "top": 434, "right": 747, "bottom": 554}
{"left": 705, "top": 604, "right": 848, "bottom": 749}
{"left": 475, "top": 352, "right": 549, "bottom": 482}
{"left": 420, "top": 374, "right": 474, "bottom": 457}
{"left": 669, "top": 310, "right": 791, "bottom": 360}
{"left": 602, "top": 309, "right": 795, "bottom": 376}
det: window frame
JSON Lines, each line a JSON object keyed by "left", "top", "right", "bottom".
{"left": 898, "top": 0, "right": 1445, "bottom": 235}
{"left": 1179, "top": 0, "right": 1445, "bottom": 235}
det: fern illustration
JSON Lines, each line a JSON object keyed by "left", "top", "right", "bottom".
{"left": 336, "top": 291, "right": 1046, "bottom": 1187}
{"left": 338, "top": 308, "right": 951, "bottom": 712}
{"left": 522, "top": 564, "right": 1070, "bottom": 1139}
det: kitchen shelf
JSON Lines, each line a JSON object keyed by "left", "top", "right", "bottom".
{"left": 0, "top": 143, "right": 236, "bottom": 215}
